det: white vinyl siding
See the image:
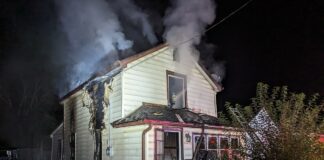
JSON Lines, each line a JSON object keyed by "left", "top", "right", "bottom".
{"left": 62, "top": 96, "right": 73, "bottom": 160}
{"left": 74, "top": 98, "right": 94, "bottom": 160}
{"left": 102, "top": 73, "right": 123, "bottom": 160}
{"left": 51, "top": 125, "right": 63, "bottom": 160}
{"left": 63, "top": 91, "right": 94, "bottom": 160}
{"left": 62, "top": 45, "right": 221, "bottom": 160}
{"left": 109, "top": 125, "right": 148, "bottom": 160}
{"left": 122, "top": 47, "right": 217, "bottom": 117}
{"left": 144, "top": 125, "right": 162, "bottom": 160}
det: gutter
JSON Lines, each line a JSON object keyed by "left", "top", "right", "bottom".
{"left": 142, "top": 124, "right": 152, "bottom": 160}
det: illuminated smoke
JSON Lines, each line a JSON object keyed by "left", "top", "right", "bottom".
{"left": 55, "top": 0, "right": 157, "bottom": 94}
{"left": 108, "top": 0, "right": 158, "bottom": 45}
{"left": 163, "top": 0, "right": 216, "bottom": 74}
{"left": 211, "top": 62, "right": 226, "bottom": 83}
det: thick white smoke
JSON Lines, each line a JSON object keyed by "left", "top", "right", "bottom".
{"left": 55, "top": 0, "right": 157, "bottom": 94}
{"left": 108, "top": 0, "right": 158, "bottom": 45}
{"left": 164, "top": 0, "right": 216, "bottom": 74}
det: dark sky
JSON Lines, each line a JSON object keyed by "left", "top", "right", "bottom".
{"left": 0, "top": 0, "right": 323, "bottom": 148}
{"left": 212, "top": 0, "right": 324, "bottom": 105}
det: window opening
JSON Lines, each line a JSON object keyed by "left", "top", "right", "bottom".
{"left": 167, "top": 71, "right": 186, "bottom": 109}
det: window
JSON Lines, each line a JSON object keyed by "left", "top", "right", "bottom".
{"left": 194, "top": 135, "right": 206, "bottom": 150}
{"left": 231, "top": 138, "right": 239, "bottom": 149}
{"left": 220, "top": 137, "right": 229, "bottom": 149}
{"left": 193, "top": 134, "right": 242, "bottom": 159}
{"left": 231, "top": 138, "right": 241, "bottom": 159}
{"left": 167, "top": 71, "right": 186, "bottom": 109}
{"left": 155, "top": 130, "right": 164, "bottom": 160}
{"left": 208, "top": 136, "right": 217, "bottom": 149}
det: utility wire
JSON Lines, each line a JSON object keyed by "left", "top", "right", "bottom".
{"left": 175, "top": 0, "right": 254, "bottom": 47}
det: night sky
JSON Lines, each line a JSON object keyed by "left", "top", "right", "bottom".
{"left": 0, "top": 0, "right": 323, "bottom": 150}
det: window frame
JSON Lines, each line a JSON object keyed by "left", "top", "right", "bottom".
{"left": 166, "top": 71, "right": 187, "bottom": 109}
{"left": 193, "top": 134, "right": 207, "bottom": 150}
{"left": 155, "top": 129, "right": 165, "bottom": 160}
{"left": 192, "top": 133, "right": 242, "bottom": 159}
{"left": 207, "top": 135, "right": 218, "bottom": 150}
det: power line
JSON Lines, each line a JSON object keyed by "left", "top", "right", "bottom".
{"left": 176, "top": 0, "right": 255, "bottom": 47}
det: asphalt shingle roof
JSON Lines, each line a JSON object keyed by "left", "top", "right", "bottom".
{"left": 112, "top": 103, "right": 226, "bottom": 126}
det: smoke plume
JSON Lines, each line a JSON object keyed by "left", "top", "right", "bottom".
{"left": 163, "top": 0, "right": 216, "bottom": 73}
{"left": 55, "top": 0, "right": 157, "bottom": 94}
{"left": 198, "top": 42, "right": 226, "bottom": 83}
{"left": 108, "top": 0, "right": 158, "bottom": 45}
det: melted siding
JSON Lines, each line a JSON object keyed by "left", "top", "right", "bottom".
{"left": 101, "top": 74, "right": 124, "bottom": 160}
{"left": 63, "top": 91, "right": 94, "bottom": 160}
{"left": 74, "top": 95, "right": 94, "bottom": 160}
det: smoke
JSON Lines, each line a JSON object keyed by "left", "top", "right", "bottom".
{"left": 198, "top": 42, "right": 226, "bottom": 83}
{"left": 163, "top": 0, "right": 226, "bottom": 83}
{"left": 108, "top": 0, "right": 158, "bottom": 45}
{"left": 163, "top": 0, "right": 216, "bottom": 74}
{"left": 55, "top": 0, "right": 158, "bottom": 94}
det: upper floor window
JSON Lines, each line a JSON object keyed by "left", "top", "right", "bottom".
{"left": 167, "top": 71, "right": 186, "bottom": 109}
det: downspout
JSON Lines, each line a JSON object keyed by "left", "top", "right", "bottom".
{"left": 192, "top": 124, "right": 205, "bottom": 160}
{"left": 142, "top": 124, "right": 152, "bottom": 160}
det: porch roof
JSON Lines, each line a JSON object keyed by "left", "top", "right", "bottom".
{"left": 112, "top": 103, "right": 228, "bottom": 128}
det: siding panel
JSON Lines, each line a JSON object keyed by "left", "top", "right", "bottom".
{"left": 122, "top": 47, "right": 217, "bottom": 117}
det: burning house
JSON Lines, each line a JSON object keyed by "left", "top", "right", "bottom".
{"left": 59, "top": 44, "right": 242, "bottom": 160}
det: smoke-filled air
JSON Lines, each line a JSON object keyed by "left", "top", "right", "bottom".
{"left": 55, "top": 0, "right": 223, "bottom": 95}
{"left": 55, "top": 0, "right": 158, "bottom": 95}
{"left": 163, "top": 0, "right": 216, "bottom": 74}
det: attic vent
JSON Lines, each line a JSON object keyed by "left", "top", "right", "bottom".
{"left": 173, "top": 48, "right": 180, "bottom": 62}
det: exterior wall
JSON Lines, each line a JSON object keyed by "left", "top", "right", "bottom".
{"left": 103, "top": 125, "right": 149, "bottom": 160}
{"left": 145, "top": 125, "right": 163, "bottom": 160}
{"left": 62, "top": 96, "right": 73, "bottom": 160}
{"left": 61, "top": 46, "right": 221, "bottom": 160}
{"left": 102, "top": 73, "right": 123, "bottom": 160}
{"left": 182, "top": 127, "right": 241, "bottom": 159}
{"left": 74, "top": 93, "right": 94, "bottom": 160}
{"left": 51, "top": 124, "right": 63, "bottom": 160}
{"left": 62, "top": 91, "right": 94, "bottom": 160}
{"left": 122, "top": 47, "right": 217, "bottom": 117}
{"left": 146, "top": 125, "right": 241, "bottom": 160}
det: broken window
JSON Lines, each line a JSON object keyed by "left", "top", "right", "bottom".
{"left": 167, "top": 71, "right": 186, "bottom": 109}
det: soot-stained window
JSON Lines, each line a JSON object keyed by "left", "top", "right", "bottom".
{"left": 167, "top": 71, "right": 186, "bottom": 109}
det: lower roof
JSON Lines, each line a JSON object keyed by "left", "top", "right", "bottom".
{"left": 112, "top": 103, "right": 228, "bottom": 128}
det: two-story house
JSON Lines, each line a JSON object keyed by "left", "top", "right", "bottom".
{"left": 60, "top": 44, "right": 241, "bottom": 160}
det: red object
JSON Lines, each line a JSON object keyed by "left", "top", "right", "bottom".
{"left": 319, "top": 135, "right": 324, "bottom": 143}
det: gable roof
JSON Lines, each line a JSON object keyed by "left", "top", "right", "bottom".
{"left": 60, "top": 43, "right": 222, "bottom": 101}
